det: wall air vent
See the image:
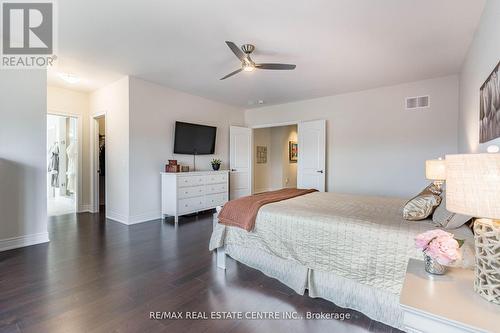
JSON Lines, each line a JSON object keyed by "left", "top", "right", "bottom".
{"left": 405, "top": 95, "right": 430, "bottom": 110}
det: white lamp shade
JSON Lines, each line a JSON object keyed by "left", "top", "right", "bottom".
{"left": 425, "top": 159, "right": 446, "bottom": 180}
{"left": 446, "top": 154, "right": 500, "bottom": 219}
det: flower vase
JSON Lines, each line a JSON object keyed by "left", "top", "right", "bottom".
{"left": 212, "top": 164, "right": 220, "bottom": 171}
{"left": 423, "top": 253, "right": 446, "bottom": 275}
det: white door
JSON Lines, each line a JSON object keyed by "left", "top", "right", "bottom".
{"left": 229, "top": 126, "right": 252, "bottom": 199}
{"left": 297, "top": 120, "right": 326, "bottom": 191}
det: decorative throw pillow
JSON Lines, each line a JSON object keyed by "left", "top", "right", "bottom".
{"left": 433, "top": 191, "right": 472, "bottom": 229}
{"left": 403, "top": 184, "right": 442, "bottom": 221}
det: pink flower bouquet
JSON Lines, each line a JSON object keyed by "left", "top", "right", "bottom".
{"left": 415, "top": 229, "right": 464, "bottom": 265}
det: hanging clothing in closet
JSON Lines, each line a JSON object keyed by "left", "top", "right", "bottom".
{"left": 48, "top": 144, "right": 60, "bottom": 188}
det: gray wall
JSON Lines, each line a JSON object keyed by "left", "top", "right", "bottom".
{"left": 128, "top": 76, "right": 245, "bottom": 223}
{"left": 245, "top": 76, "right": 460, "bottom": 198}
{"left": 0, "top": 70, "right": 48, "bottom": 251}
{"left": 459, "top": 0, "right": 500, "bottom": 153}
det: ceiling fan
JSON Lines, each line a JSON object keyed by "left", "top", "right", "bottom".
{"left": 220, "top": 41, "right": 296, "bottom": 80}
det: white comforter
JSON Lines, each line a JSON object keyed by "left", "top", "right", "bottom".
{"left": 210, "top": 192, "right": 475, "bottom": 295}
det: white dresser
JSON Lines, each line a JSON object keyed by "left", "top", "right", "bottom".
{"left": 161, "top": 170, "right": 229, "bottom": 224}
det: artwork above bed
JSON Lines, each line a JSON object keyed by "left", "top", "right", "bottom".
{"left": 480, "top": 60, "right": 500, "bottom": 143}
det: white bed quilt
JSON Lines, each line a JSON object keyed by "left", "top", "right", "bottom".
{"left": 210, "top": 192, "right": 474, "bottom": 295}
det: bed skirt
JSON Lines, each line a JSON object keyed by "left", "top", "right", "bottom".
{"left": 224, "top": 244, "right": 406, "bottom": 331}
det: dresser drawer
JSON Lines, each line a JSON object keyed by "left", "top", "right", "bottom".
{"left": 178, "top": 176, "right": 205, "bottom": 187}
{"left": 178, "top": 197, "right": 205, "bottom": 214}
{"left": 205, "top": 183, "right": 227, "bottom": 195}
{"left": 206, "top": 173, "right": 228, "bottom": 184}
{"left": 205, "top": 193, "right": 228, "bottom": 207}
{"left": 178, "top": 185, "right": 205, "bottom": 199}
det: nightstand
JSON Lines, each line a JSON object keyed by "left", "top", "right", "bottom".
{"left": 400, "top": 259, "right": 500, "bottom": 333}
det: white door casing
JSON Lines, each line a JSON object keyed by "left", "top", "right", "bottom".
{"left": 297, "top": 120, "right": 326, "bottom": 192}
{"left": 91, "top": 113, "right": 106, "bottom": 213}
{"left": 229, "top": 126, "right": 252, "bottom": 199}
{"left": 47, "top": 110, "right": 82, "bottom": 213}
{"left": 57, "top": 116, "right": 68, "bottom": 196}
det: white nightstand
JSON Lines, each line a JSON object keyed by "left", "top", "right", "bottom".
{"left": 400, "top": 259, "right": 500, "bottom": 333}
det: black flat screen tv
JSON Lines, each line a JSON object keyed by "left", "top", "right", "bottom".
{"left": 173, "top": 121, "right": 217, "bottom": 155}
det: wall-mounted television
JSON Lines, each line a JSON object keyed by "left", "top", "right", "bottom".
{"left": 173, "top": 121, "right": 217, "bottom": 155}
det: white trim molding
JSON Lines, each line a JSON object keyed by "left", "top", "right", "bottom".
{"left": 250, "top": 120, "right": 299, "bottom": 129}
{"left": 90, "top": 112, "right": 107, "bottom": 213}
{"left": 106, "top": 210, "right": 161, "bottom": 225}
{"left": 0, "top": 232, "right": 50, "bottom": 252}
{"left": 128, "top": 211, "right": 162, "bottom": 225}
{"left": 78, "top": 204, "right": 95, "bottom": 213}
{"left": 106, "top": 209, "right": 129, "bottom": 225}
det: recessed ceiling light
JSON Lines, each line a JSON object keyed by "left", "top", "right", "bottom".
{"left": 58, "top": 72, "right": 80, "bottom": 84}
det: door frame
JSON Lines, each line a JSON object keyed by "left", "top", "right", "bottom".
{"left": 90, "top": 111, "right": 106, "bottom": 213}
{"left": 249, "top": 121, "right": 300, "bottom": 194}
{"left": 47, "top": 109, "right": 83, "bottom": 213}
{"left": 250, "top": 120, "right": 299, "bottom": 129}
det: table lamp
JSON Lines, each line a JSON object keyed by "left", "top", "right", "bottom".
{"left": 445, "top": 153, "right": 500, "bottom": 304}
{"left": 425, "top": 158, "right": 446, "bottom": 190}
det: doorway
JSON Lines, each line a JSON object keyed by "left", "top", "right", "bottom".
{"left": 47, "top": 114, "right": 79, "bottom": 216}
{"left": 253, "top": 124, "right": 298, "bottom": 194}
{"left": 229, "top": 120, "right": 326, "bottom": 199}
{"left": 92, "top": 115, "right": 106, "bottom": 212}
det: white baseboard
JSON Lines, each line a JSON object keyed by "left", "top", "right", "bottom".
{"left": 106, "top": 209, "right": 161, "bottom": 225}
{"left": 128, "top": 211, "right": 162, "bottom": 225}
{"left": 0, "top": 232, "right": 50, "bottom": 252}
{"left": 106, "top": 209, "right": 130, "bottom": 225}
{"left": 78, "top": 204, "right": 95, "bottom": 213}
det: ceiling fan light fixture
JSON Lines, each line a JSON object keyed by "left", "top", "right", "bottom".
{"left": 243, "top": 63, "right": 255, "bottom": 72}
{"left": 220, "top": 41, "right": 296, "bottom": 80}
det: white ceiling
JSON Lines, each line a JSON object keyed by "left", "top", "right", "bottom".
{"left": 49, "top": 0, "right": 486, "bottom": 107}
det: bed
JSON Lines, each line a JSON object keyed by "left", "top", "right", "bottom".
{"left": 209, "top": 192, "right": 475, "bottom": 331}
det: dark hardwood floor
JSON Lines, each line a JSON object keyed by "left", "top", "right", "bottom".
{"left": 0, "top": 210, "right": 401, "bottom": 333}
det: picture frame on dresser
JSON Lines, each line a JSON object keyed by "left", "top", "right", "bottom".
{"left": 161, "top": 170, "right": 229, "bottom": 224}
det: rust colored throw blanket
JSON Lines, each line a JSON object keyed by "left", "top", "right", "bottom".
{"left": 218, "top": 188, "right": 318, "bottom": 231}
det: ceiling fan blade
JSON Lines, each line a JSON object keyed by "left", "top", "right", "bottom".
{"left": 225, "top": 41, "right": 246, "bottom": 62}
{"left": 256, "top": 63, "right": 296, "bottom": 70}
{"left": 220, "top": 68, "right": 243, "bottom": 80}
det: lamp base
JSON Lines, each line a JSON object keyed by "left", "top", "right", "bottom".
{"left": 473, "top": 218, "right": 500, "bottom": 305}
{"left": 432, "top": 180, "right": 444, "bottom": 192}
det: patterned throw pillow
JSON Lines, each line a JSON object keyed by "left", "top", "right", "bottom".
{"left": 432, "top": 191, "right": 472, "bottom": 229}
{"left": 403, "top": 184, "right": 442, "bottom": 221}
